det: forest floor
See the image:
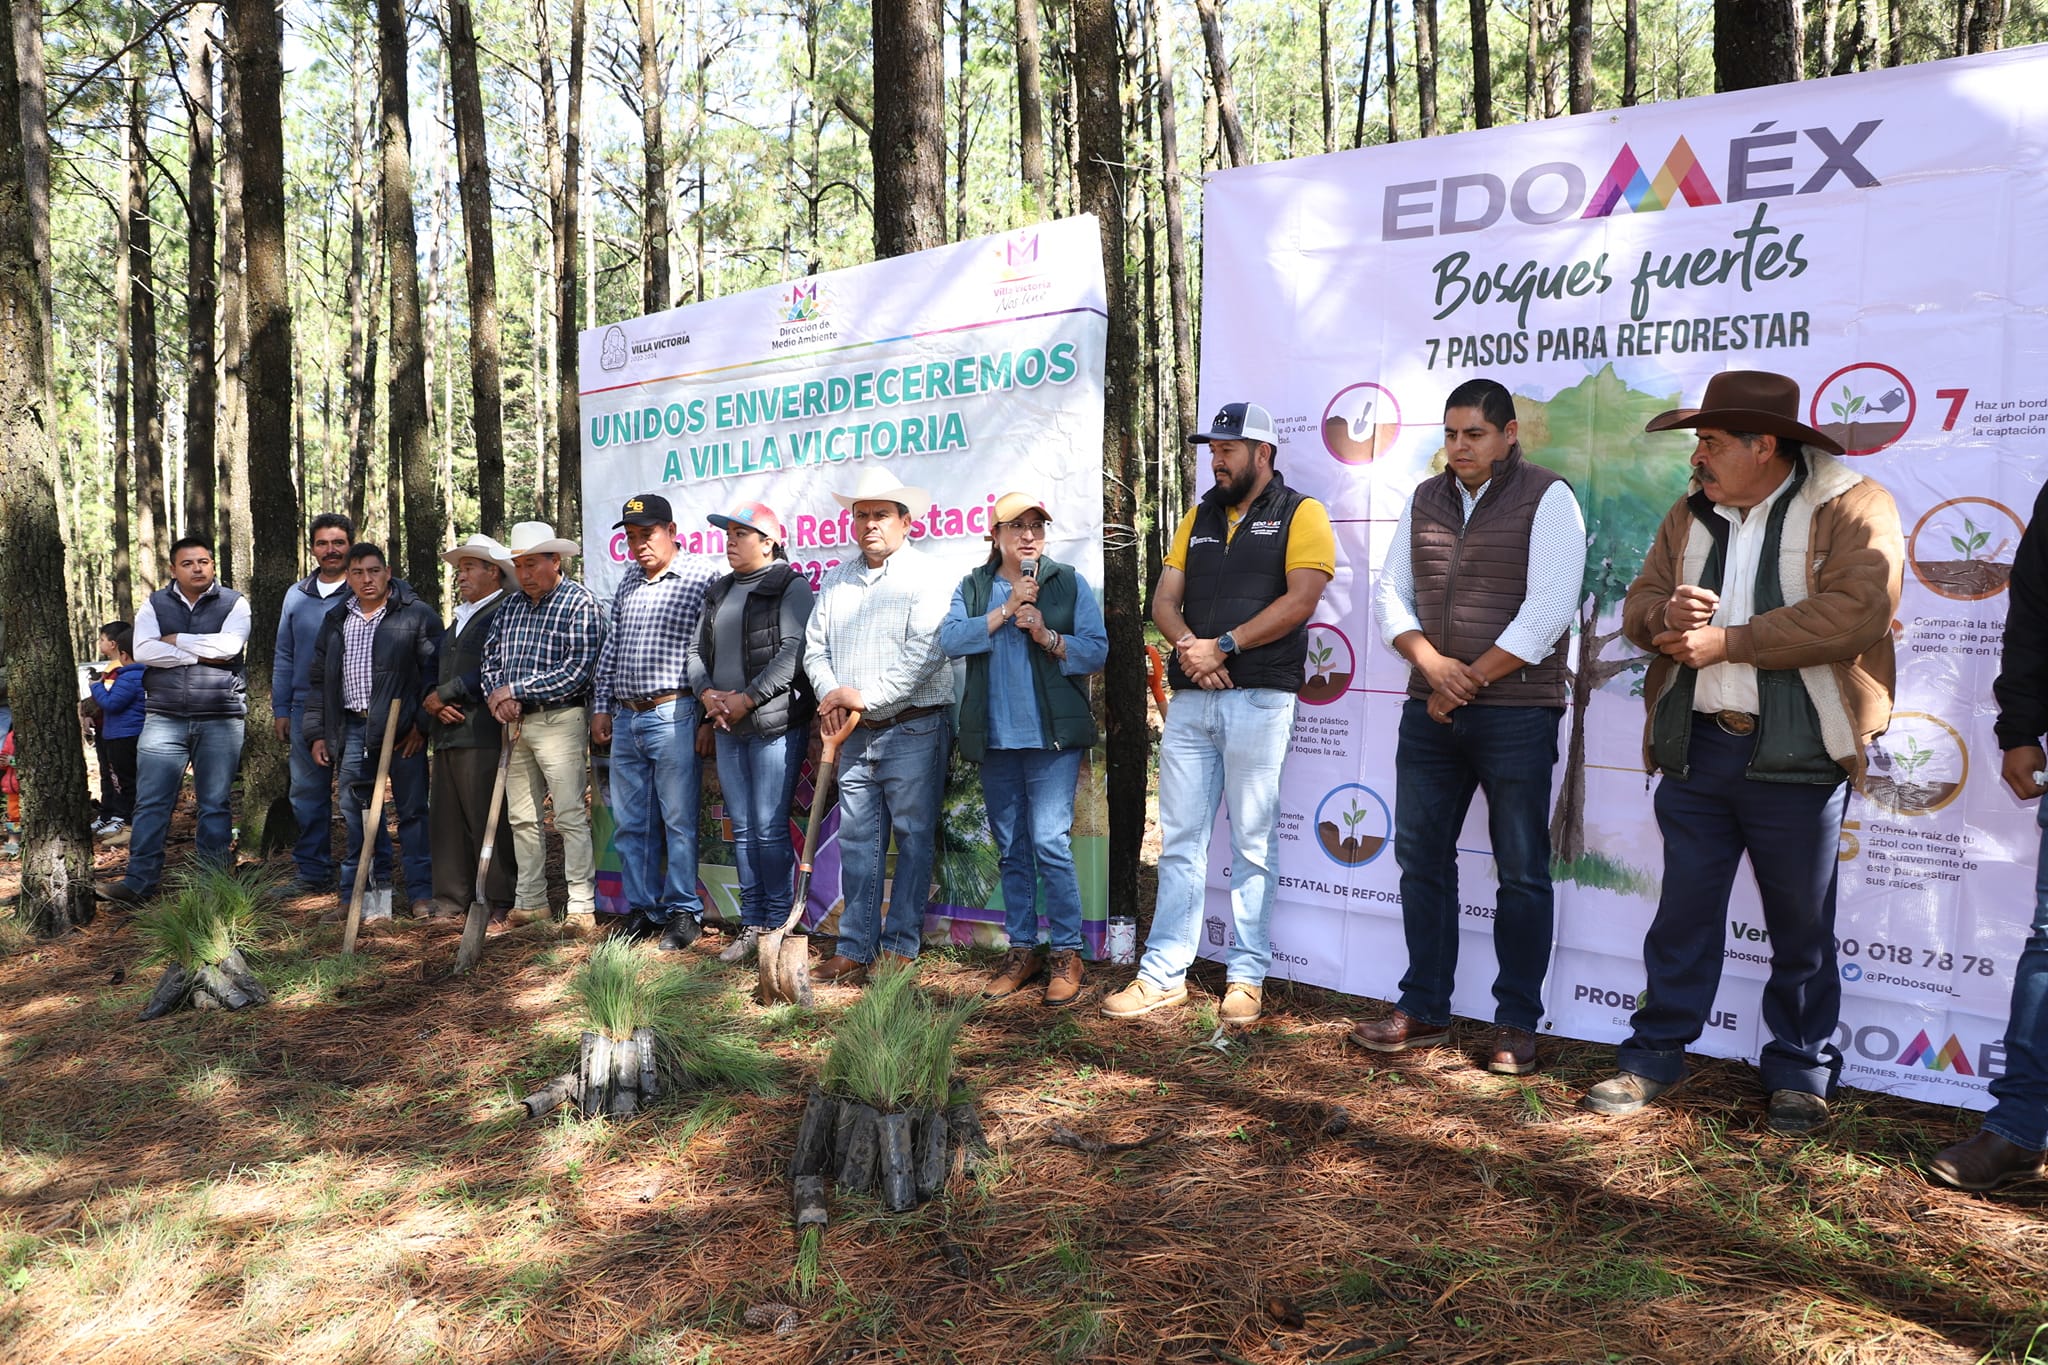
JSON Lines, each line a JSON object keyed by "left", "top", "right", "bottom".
{"left": 0, "top": 796, "right": 2045, "bottom": 1365}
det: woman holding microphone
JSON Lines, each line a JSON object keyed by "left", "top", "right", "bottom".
{"left": 688, "top": 501, "right": 816, "bottom": 965}
{"left": 939, "top": 491, "right": 1108, "bottom": 1006}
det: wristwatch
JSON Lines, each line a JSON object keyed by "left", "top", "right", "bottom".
{"left": 1217, "top": 632, "right": 1238, "bottom": 655}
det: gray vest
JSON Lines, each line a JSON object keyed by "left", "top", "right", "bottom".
{"left": 142, "top": 582, "right": 248, "bottom": 719}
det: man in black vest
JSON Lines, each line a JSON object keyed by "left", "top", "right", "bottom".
{"left": 1102, "top": 401, "right": 1333, "bottom": 1027}
{"left": 97, "top": 536, "right": 252, "bottom": 904}
{"left": 420, "top": 534, "right": 519, "bottom": 922}
{"left": 1349, "top": 378, "right": 1585, "bottom": 1076}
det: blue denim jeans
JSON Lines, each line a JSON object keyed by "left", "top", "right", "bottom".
{"left": 609, "top": 698, "right": 704, "bottom": 923}
{"left": 335, "top": 716, "right": 432, "bottom": 901}
{"left": 1618, "top": 722, "right": 1848, "bottom": 1097}
{"left": 287, "top": 709, "right": 336, "bottom": 884}
{"left": 714, "top": 728, "right": 806, "bottom": 928}
{"left": 1141, "top": 688, "right": 1296, "bottom": 989}
{"left": 982, "top": 746, "right": 1086, "bottom": 952}
{"left": 1392, "top": 698, "right": 1563, "bottom": 1032}
{"left": 833, "top": 711, "right": 951, "bottom": 963}
{"left": 1983, "top": 799, "right": 2048, "bottom": 1150}
{"left": 121, "top": 713, "right": 245, "bottom": 894}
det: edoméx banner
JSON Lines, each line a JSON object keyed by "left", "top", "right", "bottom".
{"left": 1195, "top": 49, "right": 2048, "bottom": 1107}
{"left": 578, "top": 217, "right": 1111, "bottom": 952}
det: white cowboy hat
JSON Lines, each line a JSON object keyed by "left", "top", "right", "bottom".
{"left": 831, "top": 467, "right": 932, "bottom": 520}
{"left": 503, "top": 521, "right": 581, "bottom": 557}
{"left": 440, "top": 532, "right": 515, "bottom": 570}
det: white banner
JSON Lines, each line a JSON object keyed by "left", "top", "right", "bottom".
{"left": 577, "top": 218, "right": 1112, "bottom": 950}
{"left": 1196, "top": 48, "right": 2048, "bottom": 1107}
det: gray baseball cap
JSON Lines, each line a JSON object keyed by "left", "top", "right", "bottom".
{"left": 1189, "top": 401, "right": 1281, "bottom": 446}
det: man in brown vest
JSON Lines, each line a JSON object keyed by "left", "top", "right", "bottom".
{"left": 1349, "top": 378, "right": 1585, "bottom": 1075}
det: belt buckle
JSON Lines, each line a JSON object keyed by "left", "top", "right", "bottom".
{"left": 1715, "top": 710, "right": 1755, "bottom": 737}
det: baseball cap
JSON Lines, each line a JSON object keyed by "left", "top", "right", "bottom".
{"left": 1188, "top": 401, "right": 1281, "bottom": 447}
{"left": 708, "top": 500, "right": 788, "bottom": 544}
{"left": 989, "top": 491, "right": 1053, "bottom": 530}
{"left": 613, "top": 493, "right": 674, "bottom": 528}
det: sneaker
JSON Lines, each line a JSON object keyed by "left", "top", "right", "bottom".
{"left": 1928, "top": 1130, "right": 2046, "bottom": 1192}
{"left": 1765, "top": 1089, "right": 1829, "bottom": 1134}
{"left": 89, "top": 816, "right": 112, "bottom": 836}
{"left": 1345, "top": 1009, "right": 1451, "bottom": 1054}
{"left": 656, "top": 914, "right": 704, "bottom": 952}
{"left": 1219, "top": 981, "right": 1263, "bottom": 1026}
{"left": 1100, "top": 977, "right": 1188, "bottom": 1019}
{"left": 1580, "top": 1071, "right": 1675, "bottom": 1116}
{"left": 984, "top": 945, "right": 1048, "bottom": 999}
{"left": 1485, "top": 1026, "right": 1539, "bottom": 1076}
{"left": 717, "top": 926, "right": 763, "bottom": 964}
{"left": 1043, "top": 948, "right": 1086, "bottom": 1007}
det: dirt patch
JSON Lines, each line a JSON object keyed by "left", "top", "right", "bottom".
{"left": 1299, "top": 670, "right": 1352, "bottom": 705}
{"left": 1859, "top": 775, "right": 1963, "bottom": 815}
{"left": 1323, "top": 416, "right": 1400, "bottom": 464}
{"left": 1818, "top": 419, "right": 1908, "bottom": 453}
{"left": 1912, "top": 558, "right": 2012, "bottom": 598}
{"left": 1316, "top": 820, "right": 1383, "bottom": 866}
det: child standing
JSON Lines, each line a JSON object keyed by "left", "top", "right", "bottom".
{"left": 88, "top": 622, "right": 144, "bottom": 843}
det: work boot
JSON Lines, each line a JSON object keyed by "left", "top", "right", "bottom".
{"left": 878, "top": 950, "right": 918, "bottom": 974}
{"left": 718, "top": 926, "right": 763, "bottom": 964}
{"left": 505, "top": 905, "right": 553, "bottom": 927}
{"left": 1219, "top": 981, "right": 1263, "bottom": 1026}
{"left": 94, "top": 879, "right": 147, "bottom": 906}
{"left": 1345, "top": 1009, "right": 1450, "bottom": 1054}
{"left": 1929, "top": 1130, "right": 2046, "bottom": 1192}
{"left": 1580, "top": 1071, "right": 1675, "bottom": 1116}
{"left": 657, "top": 914, "right": 704, "bottom": 952}
{"left": 1765, "top": 1089, "right": 1829, "bottom": 1134}
{"left": 984, "top": 945, "right": 1048, "bottom": 998}
{"left": 1100, "top": 977, "right": 1188, "bottom": 1019}
{"left": 1043, "top": 949, "right": 1086, "bottom": 1007}
{"left": 815, "top": 954, "right": 870, "bottom": 986}
{"left": 565, "top": 910, "right": 598, "bottom": 938}
{"left": 1485, "top": 1026, "right": 1539, "bottom": 1076}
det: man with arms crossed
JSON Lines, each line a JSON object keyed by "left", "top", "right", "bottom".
{"left": 1350, "top": 378, "right": 1585, "bottom": 1075}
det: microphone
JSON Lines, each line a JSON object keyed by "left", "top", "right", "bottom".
{"left": 1020, "top": 556, "right": 1039, "bottom": 581}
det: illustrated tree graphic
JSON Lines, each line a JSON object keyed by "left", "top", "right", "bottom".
{"left": 1829, "top": 383, "right": 1865, "bottom": 422}
{"left": 1949, "top": 518, "right": 1991, "bottom": 563}
{"left": 1341, "top": 797, "right": 1368, "bottom": 858}
{"left": 1306, "top": 637, "right": 1336, "bottom": 686}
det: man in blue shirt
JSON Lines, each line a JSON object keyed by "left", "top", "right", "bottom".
{"left": 272, "top": 513, "right": 357, "bottom": 890}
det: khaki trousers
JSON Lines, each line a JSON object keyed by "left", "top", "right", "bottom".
{"left": 503, "top": 706, "right": 596, "bottom": 916}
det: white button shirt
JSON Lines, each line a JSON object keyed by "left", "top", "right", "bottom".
{"left": 1694, "top": 471, "right": 1795, "bottom": 715}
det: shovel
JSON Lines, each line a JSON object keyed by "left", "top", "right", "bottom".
{"left": 758, "top": 708, "right": 861, "bottom": 1007}
{"left": 340, "top": 697, "right": 405, "bottom": 957}
{"left": 453, "top": 719, "right": 518, "bottom": 976}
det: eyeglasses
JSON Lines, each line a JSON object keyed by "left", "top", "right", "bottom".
{"left": 999, "top": 519, "right": 1050, "bottom": 536}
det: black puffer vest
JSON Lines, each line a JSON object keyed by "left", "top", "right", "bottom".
{"left": 699, "top": 564, "right": 815, "bottom": 739}
{"left": 1168, "top": 471, "right": 1310, "bottom": 692}
{"left": 142, "top": 582, "right": 248, "bottom": 718}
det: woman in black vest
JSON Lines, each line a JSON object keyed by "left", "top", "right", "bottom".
{"left": 938, "top": 491, "right": 1109, "bottom": 1007}
{"left": 687, "top": 501, "right": 816, "bottom": 965}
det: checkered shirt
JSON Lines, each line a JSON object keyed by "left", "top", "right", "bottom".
{"left": 341, "top": 597, "right": 387, "bottom": 712}
{"left": 591, "top": 556, "right": 723, "bottom": 714}
{"left": 802, "top": 541, "right": 953, "bottom": 719}
{"left": 479, "top": 577, "right": 608, "bottom": 705}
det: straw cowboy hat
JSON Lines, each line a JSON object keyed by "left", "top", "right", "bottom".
{"left": 503, "top": 521, "right": 582, "bottom": 557}
{"left": 440, "top": 533, "right": 515, "bottom": 570}
{"left": 831, "top": 468, "right": 932, "bottom": 520}
{"left": 1644, "top": 370, "right": 1845, "bottom": 457}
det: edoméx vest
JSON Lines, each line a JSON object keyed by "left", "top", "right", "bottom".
{"left": 1168, "top": 471, "right": 1312, "bottom": 693}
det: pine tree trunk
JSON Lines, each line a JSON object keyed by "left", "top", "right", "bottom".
{"left": 636, "top": 0, "right": 668, "bottom": 313}
{"left": 1015, "top": 0, "right": 1047, "bottom": 211}
{"left": 1192, "top": 0, "right": 1247, "bottom": 166}
{"left": 1885, "top": 0, "right": 1903, "bottom": 64}
{"left": 1469, "top": 0, "right": 1493, "bottom": 126}
{"left": 872, "top": 0, "right": 946, "bottom": 256}
{"left": 1073, "top": 0, "right": 1145, "bottom": 923}
{"left": 1715, "top": 0, "right": 1802, "bottom": 89}
{"left": 218, "top": 26, "right": 249, "bottom": 583}
{"left": 953, "top": 0, "right": 971, "bottom": 242}
{"left": 1352, "top": 45, "right": 1368, "bottom": 148}
{"left": 0, "top": 0, "right": 93, "bottom": 933}
{"left": 128, "top": 63, "right": 165, "bottom": 581}
{"left": 235, "top": 0, "right": 302, "bottom": 859}
{"left": 378, "top": 0, "right": 439, "bottom": 613}
{"left": 1146, "top": 0, "right": 1196, "bottom": 504}
{"left": 1567, "top": 0, "right": 1593, "bottom": 111}
{"left": 446, "top": 0, "right": 505, "bottom": 537}
{"left": 183, "top": 6, "right": 219, "bottom": 549}
{"left": 1317, "top": 0, "right": 1335, "bottom": 152}
{"left": 114, "top": 179, "right": 133, "bottom": 618}
{"left": 1414, "top": 0, "right": 1438, "bottom": 136}
{"left": 1622, "top": 0, "right": 1639, "bottom": 103}
{"left": 1523, "top": 0, "right": 1539, "bottom": 119}
{"left": 1384, "top": 0, "right": 1399, "bottom": 139}
{"left": 554, "top": 0, "right": 587, "bottom": 536}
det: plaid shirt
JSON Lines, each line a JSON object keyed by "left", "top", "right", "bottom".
{"left": 341, "top": 598, "right": 387, "bottom": 712}
{"left": 480, "top": 577, "right": 608, "bottom": 705}
{"left": 803, "top": 541, "right": 953, "bottom": 720}
{"left": 591, "top": 555, "right": 723, "bottom": 714}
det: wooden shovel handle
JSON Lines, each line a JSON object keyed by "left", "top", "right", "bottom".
{"left": 819, "top": 708, "right": 862, "bottom": 764}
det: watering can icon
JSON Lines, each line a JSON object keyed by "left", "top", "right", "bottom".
{"left": 1871, "top": 387, "right": 1906, "bottom": 414}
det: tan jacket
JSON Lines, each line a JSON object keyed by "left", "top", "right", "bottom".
{"left": 1622, "top": 450, "right": 1902, "bottom": 782}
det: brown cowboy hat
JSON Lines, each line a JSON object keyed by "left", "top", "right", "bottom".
{"left": 1644, "top": 370, "right": 1844, "bottom": 457}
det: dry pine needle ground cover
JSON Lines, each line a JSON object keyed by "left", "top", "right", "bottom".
{"left": 0, "top": 824, "right": 2045, "bottom": 1364}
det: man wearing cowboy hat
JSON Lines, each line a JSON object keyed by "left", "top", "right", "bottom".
{"left": 590, "top": 493, "right": 724, "bottom": 951}
{"left": 803, "top": 468, "right": 955, "bottom": 986}
{"left": 420, "top": 534, "right": 520, "bottom": 922}
{"left": 481, "top": 522, "right": 610, "bottom": 933}
{"left": 1580, "top": 370, "right": 1902, "bottom": 1133}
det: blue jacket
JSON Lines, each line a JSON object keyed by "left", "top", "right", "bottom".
{"left": 273, "top": 571, "right": 408, "bottom": 717}
{"left": 90, "top": 663, "right": 146, "bottom": 740}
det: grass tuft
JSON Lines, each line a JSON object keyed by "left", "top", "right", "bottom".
{"left": 133, "top": 863, "right": 276, "bottom": 972}
{"left": 819, "top": 961, "right": 976, "bottom": 1112}
{"left": 567, "top": 940, "right": 781, "bottom": 1095}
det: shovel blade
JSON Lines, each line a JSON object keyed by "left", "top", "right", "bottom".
{"left": 780, "top": 936, "right": 813, "bottom": 1008}
{"left": 756, "top": 927, "right": 788, "bottom": 1003}
{"left": 453, "top": 898, "right": 490, "bottom": 976}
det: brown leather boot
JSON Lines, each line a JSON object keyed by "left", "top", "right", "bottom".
{"left": 1346, "top": 1009, "right": 1450, "bottom": 1054}
{"left": 1929, "top": 1130, "right": 2045, "bottom": 1191}
{"left": 1043, "top": 949, "right": 1086, "bottom": 1007}
{"left": 814, "top": 954, "right": 870, "bottom": 986}
{"left": 984, "top": 945, "right": 1048, "bottom": 998}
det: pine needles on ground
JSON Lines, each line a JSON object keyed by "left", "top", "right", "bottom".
{"left": 134, "top": 864, "right": 274, "bottom": 972}
{"left": 819, "top": 961, "right": 977, "bottom": 1112}
{"left": 567, "top": 940, "right": 781, "bottom": 1096}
